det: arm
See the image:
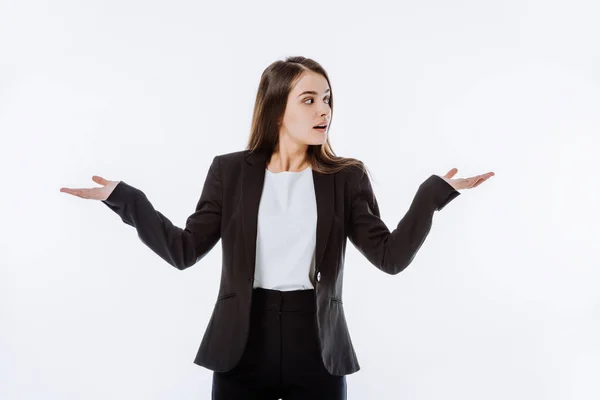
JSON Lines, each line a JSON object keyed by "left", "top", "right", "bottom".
{"left": 101, "top": 155, "right": 223, "bottom": 270}
{"left": 348, "top": 168, "right": 460, "bottom": 275}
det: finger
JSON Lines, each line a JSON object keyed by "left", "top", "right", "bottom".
{"left": 92, "top": 175, "right": 109, "bottom": 186}
{"left": 60, "top": 188, "right": 78, "bottom": 195}
{"left": 443, "top": 168, "right": 458, "bottom": 179}
{"left": 477, "top": 172, "right": 495, "bottom": 179}
{"left": 60, "top": 188, "right": 91, "bottom": 198}
{"left": 472, "top": 178, "right": 485, "bottom": 188}
{"left": 473, "top": 174, "right": 494, "bottom": 188}
{"left": 468, "top": 172, "right": 494, "bottom": 182}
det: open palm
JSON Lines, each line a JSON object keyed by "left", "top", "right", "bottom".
{"left": 60, "top": 176, "right": 119, "bottom": 200}
{"left": 440, "top": 168, "right": 495, "bottom": 191}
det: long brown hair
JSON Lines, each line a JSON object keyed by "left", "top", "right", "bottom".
{"left": 245, "top": 56, "right": 371, "bottom": 179}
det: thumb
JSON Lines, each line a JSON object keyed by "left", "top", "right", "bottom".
{"left": 92, "top": 175, "right": 110, "bottom": 186}
{"left": 443, "top": 168, "right": 458, "bottom": 179}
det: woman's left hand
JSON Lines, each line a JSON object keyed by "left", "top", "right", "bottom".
{"left": 440, "top": 168, "right": 495, "bottom": 191}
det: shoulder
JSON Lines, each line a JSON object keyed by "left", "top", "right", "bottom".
{"left": 338, "top": 159, "right": 370, "bottom": 185}
{"left": 208, "top": 150, "right": 250, "bottom": 173}
{"left": 214, "top": 149, "right": 248, "bottom": 163}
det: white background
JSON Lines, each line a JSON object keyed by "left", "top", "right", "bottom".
{"left": 2, "top": 0, "right": 599, "bottom": 399}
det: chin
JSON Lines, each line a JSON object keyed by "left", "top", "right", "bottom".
{"left": 313, "top": 132, "right": 327, "bottom": 144}
{"left": 308, "top": 138, "right": 326, "bottom": 146}
{"left": 300, "top": 131, "right": 327, "bottom": 146}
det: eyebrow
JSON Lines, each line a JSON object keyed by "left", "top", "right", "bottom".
{"left": 297, "top": 88, "right": 331, "bottom": 97}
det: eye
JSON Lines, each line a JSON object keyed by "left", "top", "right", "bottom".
{"left": 304, "top": 96, "right": 331, "bottom": 105}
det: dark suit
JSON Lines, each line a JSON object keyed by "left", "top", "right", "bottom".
{"left": 102, "top": 148, "right": 460, "bottom": 376}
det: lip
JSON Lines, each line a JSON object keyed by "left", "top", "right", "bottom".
{"left": 313, "top": 123, "right": 328, "bottom": 128}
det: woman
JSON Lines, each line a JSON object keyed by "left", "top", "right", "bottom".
{"left": 60, "top": 56, "right": 494, "bottom": 399}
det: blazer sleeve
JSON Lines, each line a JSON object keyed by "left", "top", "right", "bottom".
{"left": 348, "top": 168, "right": 460, "bottom": 275}
{"left": 101, "top": 155, "right": 223, "bottom": 270}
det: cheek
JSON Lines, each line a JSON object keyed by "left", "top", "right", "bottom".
{"left": 285, "top": 108, "right": 310, "bottom": 130}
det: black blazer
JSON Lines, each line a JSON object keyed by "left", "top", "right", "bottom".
{"left": 102, "top": 148, "right": 460, "bottom": 376}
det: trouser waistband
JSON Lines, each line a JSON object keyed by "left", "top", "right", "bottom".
{"left": 251, "top": 288, "right": 316, "bottom": 313}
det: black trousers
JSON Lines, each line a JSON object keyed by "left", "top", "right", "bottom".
{"left": 211, "top": 288, "right": 347, "bottom": 399}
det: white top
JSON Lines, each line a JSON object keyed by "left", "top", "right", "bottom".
{"left": 253, "top": 166, "right": 318, "bottom": 291}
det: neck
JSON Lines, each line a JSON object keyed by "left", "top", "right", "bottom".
{"left": 266, "top": 149, "right": 309, "bottom": 173}
{"left": 266, "top": 128, "right": 312, "bottom": 172}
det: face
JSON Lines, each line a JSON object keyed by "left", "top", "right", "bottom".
{"left": 279, "top": 71, "right": 331, "bottom": 146}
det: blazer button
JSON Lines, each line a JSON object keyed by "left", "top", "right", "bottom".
{"left": 316, "top": 272, "right": 321, "bottom": 282}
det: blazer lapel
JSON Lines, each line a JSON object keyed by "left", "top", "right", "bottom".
{"left": 241, "top": 149, "right": 334, "bottom": 280}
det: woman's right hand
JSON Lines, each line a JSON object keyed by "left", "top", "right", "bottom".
{"left": 60, "top": 176, "right": 120, "bottom": 201}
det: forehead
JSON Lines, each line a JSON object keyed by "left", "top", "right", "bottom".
{"left": 291, "top": 71, "right": 330, "bottom": 93}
